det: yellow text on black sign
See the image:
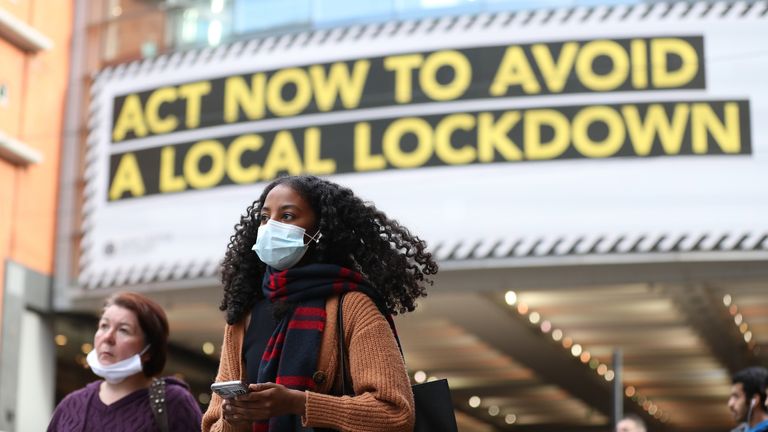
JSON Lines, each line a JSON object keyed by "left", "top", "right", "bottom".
{"left": 109, "top": 36, "right": 705, "bottom": 142}
{"left": 108, "top": 99, "right": 749, "bottom": 201}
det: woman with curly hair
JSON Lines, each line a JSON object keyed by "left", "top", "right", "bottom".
{"left": 202, "top": 175, "right": 438, "bottom": 432}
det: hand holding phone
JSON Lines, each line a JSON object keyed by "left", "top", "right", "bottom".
{"left": 210, "top": 380, "right": 249, "bottom": 399}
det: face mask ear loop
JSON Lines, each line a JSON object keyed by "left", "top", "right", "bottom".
{"left": 747, "top": 398, "right": 755, "bottom": 426}
{"left": 303, "top": 228, "right": 322, "bottom": 244}
{"left": 139, "top": 344, "right": 151, "bottom": 356}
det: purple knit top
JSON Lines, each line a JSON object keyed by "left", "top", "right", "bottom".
{"left": 47, "top": 377, "right": 202, "bottom": 432}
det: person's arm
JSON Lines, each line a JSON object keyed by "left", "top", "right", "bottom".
{"left": 166, "top": 382, "right": 204, "bottom": 431}
{"left": 201, "top": 323, "right": 250, "bottom": 432}
{"left": 303, "top": 292, "right": 415, "bottom": 432}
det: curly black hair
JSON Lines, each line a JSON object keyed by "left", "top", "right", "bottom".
{"left": 219, "top": 175, "right": 438, "bottom": 324}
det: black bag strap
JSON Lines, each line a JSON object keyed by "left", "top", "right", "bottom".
{"left": 337, "top": 293, "right": 354, "bottom": 396}
{"left": 149, "top": 377, "right": 169, "bottom": 432}
{"left": 337, "top": 293, "right": 404, "bottom": 396}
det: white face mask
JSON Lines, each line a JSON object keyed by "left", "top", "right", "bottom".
{"left": 86, "top": 345, "right": 150, "bottom": 384}
{"left": 253, "top": 219, "right": 322, "bottom": 270}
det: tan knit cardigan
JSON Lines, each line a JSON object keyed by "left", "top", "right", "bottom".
{"left": 202, "top": 292, "right": 415, "bottom": 432}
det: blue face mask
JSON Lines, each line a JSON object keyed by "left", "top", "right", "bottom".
{"left": 253, "top": 220, "right": 322, "bottom": 270}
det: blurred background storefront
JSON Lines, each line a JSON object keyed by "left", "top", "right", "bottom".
{"left": 0, "top": 0, "right": 765, "bottom": 431}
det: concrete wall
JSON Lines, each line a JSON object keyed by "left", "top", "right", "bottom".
{"left": 0, "top": 261, "right": 55, "bottom": 431}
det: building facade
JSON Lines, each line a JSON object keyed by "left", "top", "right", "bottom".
{"left": 0, "top": 1, "right": 72, "bottom": 431}
{"left": 50, "top": 1, "right": 768, "bottom": 431}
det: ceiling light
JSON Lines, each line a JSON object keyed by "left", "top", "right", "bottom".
{"left": 540, "top": 320, "right": 552, "bottom": 333}
{"left": 744, "top": 331, "right": 753, "bottom": 343}
{"left": 81, "top": 343, "right": 93, "bottom": 354}
{"left": 468, "top": 396, "right": 481, "bottom": 408}
{"left": 54, "top": 334, "right": 68, "bottom": 346}
{"left": 202, "top": 342, "right": 215, "bottom": 355}
{"left": 517, "top": 303, "right": 529, "bottom": 315}
{"left": 625, "top": 386, "right": 636, "bottom": 397}
{"left": 552, "top": 329, "right": 563, "bottom": 341}
{"left": 605, "top": 370, "right": 615, "bottom": 381}
{"left": 562, "top": 337, "right": 573, "bottom": 349}
{"left": 580, "top": 351, "right": 591, "bottom": 363}
{"left": 505, "top": 414, "right": 517, "bottom": 424}
{"left": 414, "top": 371, "right": 427, "bottom": 383}
{"left": 723, "top": 294, "right": 732, "bottom": 306}
{"left": 735, "top": 313, "right": 743, "bottom": 325}
{"left": 529, "top": 312, "right": 540, "bottom": 324}
{"left": 488, "top": 405, "right": 500, "bottom": 416}
{"left": 504, "top": 291, "right": 517, "bottom": 306}
{"left": 597, "top": 364, "right": 608, "bottom": 375}
{"left": 571, "top": 344, "right": 582, "bottom": 357}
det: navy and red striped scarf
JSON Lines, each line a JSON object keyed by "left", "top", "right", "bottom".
{"left": 254, "top": 264, "right": 385, "bottom": 432}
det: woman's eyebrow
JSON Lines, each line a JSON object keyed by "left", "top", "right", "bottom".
{"left": 98, "top": 317, "right": 134, "bottom": 328}
{"left": 116, "top": 321, "right": 136, "bottom": 330}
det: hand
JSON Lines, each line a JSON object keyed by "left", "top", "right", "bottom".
{"left": 223, "top": 382, "right": 307, "bottom": 423}
{"left": 221, "top": 398, "right": 251, "bottom": 425}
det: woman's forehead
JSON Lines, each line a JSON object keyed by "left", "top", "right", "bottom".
{"left": 101, "top": 304, "right": 137, "bottom": 324}
{"left": 264, "top": 184, "right": 310, "bottom": 208}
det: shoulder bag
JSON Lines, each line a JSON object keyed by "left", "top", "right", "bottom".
{"left": 149, "top": 377, "right": 169, "bottom": 432}
{"left": 337, "top": 293, "right": 459, "bottom": 432}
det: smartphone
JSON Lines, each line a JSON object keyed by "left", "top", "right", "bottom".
{"left": 210, "top": 380, "right": 249, "bottom": 399}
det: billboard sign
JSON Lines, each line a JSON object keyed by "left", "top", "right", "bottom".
{"left": 81, "top": 2, "right": 768, "bottom": 288}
